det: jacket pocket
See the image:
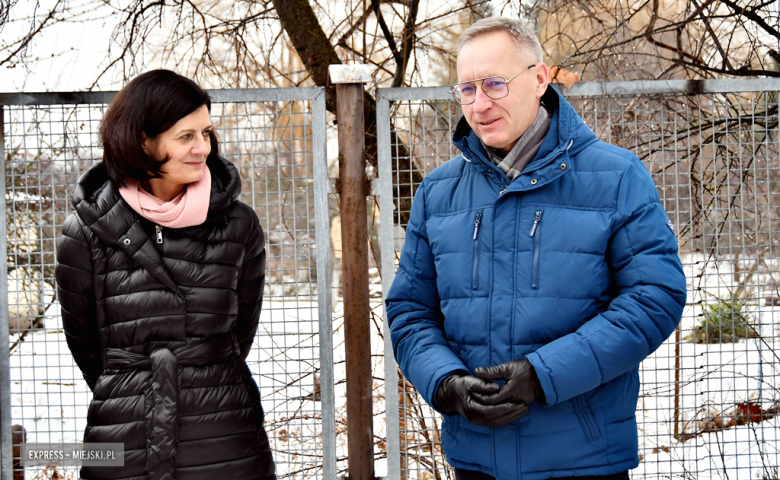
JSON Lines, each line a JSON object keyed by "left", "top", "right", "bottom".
{"left": 529, "top": 210, "right": 543, "bottom": 290}
{"left": 472, "top": 210, "right": 483, "bottom": 290}
{"left": 571, "top": 394, "right": 602, "bottom": 442}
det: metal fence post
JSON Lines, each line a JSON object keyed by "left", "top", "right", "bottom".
{"left": 376, "top": 91, "right": 401, "bottom": 480}
{"left": 330, "top": 64, "right": 375, "bottom": 480}
{"left": 0, "top": 106, "right": 13, "bottom": 480}
{"left": 311, "top": 87, "right": 337, "bottom": 480}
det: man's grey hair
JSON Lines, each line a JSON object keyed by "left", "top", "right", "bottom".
{"left": 456, "top": 17, "right": 543, "bottom": 64}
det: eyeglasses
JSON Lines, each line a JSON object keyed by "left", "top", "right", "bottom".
{"left": 449, "top": 64, "right": 537, "bottom": 105}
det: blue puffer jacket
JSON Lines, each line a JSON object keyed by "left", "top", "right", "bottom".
{"left": 386, "top": 86, "right": 686, "bottom": 479}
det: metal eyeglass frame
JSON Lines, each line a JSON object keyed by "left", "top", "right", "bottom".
{"left": 449, "top": 64, "right": 538, "bottom": 105}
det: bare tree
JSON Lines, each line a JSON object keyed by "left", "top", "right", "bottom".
{"left": 2, "top": 0, "right": 497, "bottom": 221}
{"left": 531, "top": 0, "right": 779, "bottom": 81}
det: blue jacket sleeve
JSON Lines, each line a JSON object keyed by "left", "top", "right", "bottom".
{"left": 526, "top": 159, "right": 687, "bottom": 405}
{"left": 385, "top": 182, "right": 469, "bottom": 409}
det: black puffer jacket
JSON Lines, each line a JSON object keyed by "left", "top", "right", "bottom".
{"left": 55, "top": 156, "right": 275, "bottom": 480}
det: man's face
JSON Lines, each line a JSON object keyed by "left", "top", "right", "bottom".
{"left": 457, "top": 31, "right": 549, "bottom": 155}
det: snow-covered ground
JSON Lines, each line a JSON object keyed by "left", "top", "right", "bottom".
{"left": 636, "top": 338, "right": 779, "bottom": 479}
{"left": 631, "top": 252, "right": 780, "bottom": 479}
{"left": 9, "top": 298, "right": 333, "bottom": 478}
{"left": 7, "top": 290, "right": 388, "bottom": 479}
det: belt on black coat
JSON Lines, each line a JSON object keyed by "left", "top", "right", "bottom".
{"left": 103, "top": 334, "right": 241, "bottom": 480}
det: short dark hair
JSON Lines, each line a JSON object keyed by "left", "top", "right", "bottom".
{"left": 99, "top": 69, "right": 219, "bottom": 185}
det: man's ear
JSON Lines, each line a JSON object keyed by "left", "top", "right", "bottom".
{"left": 535, "top": 63, "right": 550, "bottom": 98}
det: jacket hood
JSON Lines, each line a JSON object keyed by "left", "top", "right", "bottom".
{"left": 71, "top": 155, "right": 242, "bottom": 245}
{"left": 453, "top": 85, "right": 598, "bottom": 174}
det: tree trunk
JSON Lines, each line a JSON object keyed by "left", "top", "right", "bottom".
{"left": 272, "top": 0, "right": 425, "bottom": 226}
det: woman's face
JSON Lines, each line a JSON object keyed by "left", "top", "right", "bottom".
{"left": 143, "top": 105, "right": 213, "bottom": 201}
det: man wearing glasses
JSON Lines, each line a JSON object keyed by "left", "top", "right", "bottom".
{"left": 386, "top": 17, "right": 686, "bottom": 480}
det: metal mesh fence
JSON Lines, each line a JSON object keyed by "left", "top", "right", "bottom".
{"left": 378, "top": 92, "right": 463, "bottom": 480}
{"left": 0, "top": 88, "right": 335, "bottom": 479}
{"left": 378, "top": 79, "right": 780, "bottom": 480}
{"left": 3, "top": 79, "right": 779, "bottom": 480}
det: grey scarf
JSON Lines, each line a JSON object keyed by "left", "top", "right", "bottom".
{"left": 481, "top": 102, "right": 551, "bottom": 181}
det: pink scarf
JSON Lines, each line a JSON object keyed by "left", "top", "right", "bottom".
{"left": 119, "top": 166, "right": 211, "bottom": 228}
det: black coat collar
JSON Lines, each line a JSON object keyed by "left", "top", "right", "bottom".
{"left": 71, "top": 156, "right": 242, "bottom": 295}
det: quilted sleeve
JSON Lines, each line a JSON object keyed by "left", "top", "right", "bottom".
{"left": 235, "top": 210, "right": 266, "bottom": 360}
{"left": 526, "top": 159, "right": 687, "bottom": 405}
{"left": 55, "top": 214, "right": 103, "bottom": 391}
{"left": 386, "top": 182, "right": 469, "bottom": 410}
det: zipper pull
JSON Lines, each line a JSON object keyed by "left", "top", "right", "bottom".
{"left": 529, "top": 211, "right": 542, "bottom": 237}
{"left": 473, "top": 212, "right": 483, "bottom": 240}
{"left": 155, "top": 225, "right": 164, "bottom": 244}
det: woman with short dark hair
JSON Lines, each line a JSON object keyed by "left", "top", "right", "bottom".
{"left": 55, "top": 70, "right": 276, "bottom": 480}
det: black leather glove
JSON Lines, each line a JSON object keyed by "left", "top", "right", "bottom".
{"left": 435, "top": 373, "right": 529, "bottom": 427}
{"left": 473, "top": 359, "right": 544, "bottom": 406}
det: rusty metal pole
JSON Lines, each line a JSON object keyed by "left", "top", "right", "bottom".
{"left": 330, "top": 64, "right": 375, "bottom": 480}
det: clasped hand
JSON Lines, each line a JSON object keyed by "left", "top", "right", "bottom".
{"left": 435, "top": 359, "right": 540, "bottom": 428}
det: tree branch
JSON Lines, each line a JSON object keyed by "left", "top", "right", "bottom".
{"left": 336, "top": 7, "right": 372, "bottom": 48}
{"left": 271, "top": 0, "right": 342, "bottom": 112}
{"left": 690, "top": 0, "right": 734, "bottom": 72}
{"left": 0, "top": 0, "right": 63, "bottom": 68}
{"left": 642, "top": 0, "right": 702, "bottom": 63}
{"left": 370, "top": 0, "right": 402, "bottom": 66}
{"left": 271, "top": 0, "right": 423, "bottom": 225}
{"left": 719, "top": 0, "right": 780, "bottom": 40}
{"left": 391, "top": 0, "right": 419, "bottom": 87}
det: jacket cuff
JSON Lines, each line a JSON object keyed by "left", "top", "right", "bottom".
{"left": 431, "top": 369, "right": 469, "bottom": 413}
{"left": 525, "top": 352, "right": 556, "bottom": 405}
{"left": 427, "top": 365, "right": 470, "bottom": 412}
{"left": 529, "top": 364, "right": 547, "bottom": 405}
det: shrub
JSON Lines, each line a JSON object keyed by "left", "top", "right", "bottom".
{"left": 684, "top": 295, "right": 760, "bottom": 344}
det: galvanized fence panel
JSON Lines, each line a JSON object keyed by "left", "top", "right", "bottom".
{"left": 0, "top": 88, "right": 335, "bottom": 480}
{"left": 378, "top": 79, "right": 780, "bottom": 480}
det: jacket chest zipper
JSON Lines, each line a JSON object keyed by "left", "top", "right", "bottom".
{"left": 155, "top": 225, "right": 164, "bottom": 244}
{"left": 472, "top": 211, "right": 483, "bottom": 290}
{"left": 529, "top": 211, "right": 542, "bottom": 290}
